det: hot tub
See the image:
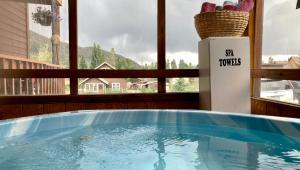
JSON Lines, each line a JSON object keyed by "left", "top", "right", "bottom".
{"left": 0, "top": 110, "right": 299, "bottom": 169}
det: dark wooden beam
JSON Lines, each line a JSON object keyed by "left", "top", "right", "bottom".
{"left": 0, "top": 93, "right": 199, "bottom": 104}
{"left": 251, "top": 69, "right": 300, "bottom": 81}
{"left": 158, "top": 0, "right": 166, "bottom": 93}
{"left": 0, "top": 69, "right": 199, "bottom": 78}
{"left": 69, "top": 0, "right": 78, "bottom": 95}
{"left": 252, "top": 0, "right": 264, "bottom": 98}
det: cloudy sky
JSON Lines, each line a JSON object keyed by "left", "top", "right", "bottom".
{"left": 30, "top": 0, "right": 300, "bottom": 65}
{"left": 263, "top": 0, "right": 300, "bottom": 55}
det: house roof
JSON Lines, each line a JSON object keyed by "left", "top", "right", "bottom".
{"left": 79, "top": 62, "right": 117, "bottom": 86}
{"left": 79, "top": 78, "right": 109, "bottom": 86}
{"left": 286, "top": 56, "right": 300, "bottom": 69}
{"left": 95, "top": 62, "right": 116, "bottom": 70}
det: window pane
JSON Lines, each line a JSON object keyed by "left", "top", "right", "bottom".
{"left": 260, "top": 79, "right": 300, "bottom": 104}
{"left": 166, "top": 0, "right": 238, "bottom": 69}
{"left": 167, "top": 78, "right": 199, "bottom": 93}
{"left": 78, "top": 0, "right": 157, "bottom": 70}
{"left": 262, "top": 0, "right": 300, "bottom": 69}
{"left": 0, "top": 0, "right": 69, "bottom": 69}
{"left": 78, "top": 78, "right": 157, "bottom": 94}
{"left": 0, "top": 78, "right": 70, "bottom": 96}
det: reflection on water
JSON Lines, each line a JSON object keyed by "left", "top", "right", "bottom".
{"left": 0, "top": 124, "right": 299, "bottom": 170}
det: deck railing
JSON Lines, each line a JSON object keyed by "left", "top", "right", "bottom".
{"left": 0, "top": 54, "right": 65, "bottom": 96}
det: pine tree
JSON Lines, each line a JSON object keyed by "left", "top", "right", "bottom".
{"left": 97, "top": 45, "right": 104, "bottom": 64}
{"left": 90, "top": 43, "right": 104, "bottom": 69}
{"left": 90, "top": 43, "right": 98, "bottom": 69}
{"left": 116, "top": 58, "right": 122, "bottom": 69}
{"left": 144, "top": 63, "right": 148, "bottom": 69}
{"left": 79, "top": 56, "right": 88, "bottom": 69}
{"left": 173, "top": 78, "right": 186, "bottom": 92}
{"left": 179, "top": 59, "right": 189, "bottom": 69}
{"left": 166, "top": 59, "right": 171, "bottom": 69}
{"left": 109, "top": 48, "right": 117, "bottom": 67}
{"left": 171, "top": 59, "right": 177, "bottom": 69}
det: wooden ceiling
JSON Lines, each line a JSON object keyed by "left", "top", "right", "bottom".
{"left": 6, "top": 0, "right": 62, "bottom": 6}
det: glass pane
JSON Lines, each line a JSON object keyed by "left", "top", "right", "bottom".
{"left": 0, "top": 0, "right": 69, "bottom": 69}
{"left": 166, "top": 0, "right": 238, "bottom": 69}
{"left": 262, "top": 0, "right": 300, "bottom": 69}
{"left": 0, "top": 78, "right": 70, "bottom": 96}
{"left": 78, "top": 0, "right": 157, "bottom": 70}
{"left": 78, "top": 78, "right": 157, "bottom": 94}
{"left": 167, "top": 78, "right": 199, "bottom": 93}
{"left": 260, "top": 79, "right": 300, "bottom": 104}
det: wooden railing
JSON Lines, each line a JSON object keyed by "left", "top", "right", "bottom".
{"left": 0, "top": 54, "right": 65, "bottom": 96}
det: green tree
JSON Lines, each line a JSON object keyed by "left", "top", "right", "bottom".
{"left": 79, "top": 56, "right": 88, "bottom": 69}
{"left": 144, "top": 63, "right": 149, "bottom": 69}
{"left": 116, "top": 58, "right": 122, "bottom": 69}
{"left": 268, "top": 57, "right": 274, "bottom": 64}
{"left": 171, "top": 59, "right": 177, "bottom": 69}
{"left": 97, "top": 45, "right": 105, "bottom": 64}
{"left": 152, "top": 62, "right": 157, "bottom": 69}
{"left": 179, "top": 59, "right": 189, "bottom": 69}
{"left": 109, "top": 48, "right": 117, "bottom": 67}
{"left": 172, "top": 78, "right": 186, "bottom": 92}
{"left": 166, "top": 59, "right": 171, "bottom": 69}
{"left": 90, "top": 43, "right": 104, "bottom": 69}
{"left": 31, "top": 44, "right": 52, "bottom": 64}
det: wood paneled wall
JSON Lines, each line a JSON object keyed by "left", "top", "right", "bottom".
{"left": 0, "top": 1, "right": 28, "bottom": 58}
{"left": 251, "top": 98, "right": 300, "bottom": 119}
{"left": 0, "top": 93, "right": 199, "bottom": 120}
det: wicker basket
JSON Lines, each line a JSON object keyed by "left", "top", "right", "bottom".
{"left": 194, "top": 11, "right": 249, "bottom": 39}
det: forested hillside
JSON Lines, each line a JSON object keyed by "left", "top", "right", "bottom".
{"left": 29, "top": 31, "right": 141, "bottom": 69}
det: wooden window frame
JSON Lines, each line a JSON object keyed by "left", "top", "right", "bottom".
{"left": 0, "top": 0, "right": 199, "bottom": 104}
{"left": 2, "top": 0, "right": 298, "bottom": 116}
{"left": 250, "top": 0, "right": 300, "bottom": 116}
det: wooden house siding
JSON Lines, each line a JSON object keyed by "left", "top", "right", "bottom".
{"left": 107, "top": 78, "right": 127, "bottom": 90}
{"left": 79, "top": 78, "right": 127, "bottom": 94}
{"left": 0, "top": 1, "right": 28, "bottom": 58}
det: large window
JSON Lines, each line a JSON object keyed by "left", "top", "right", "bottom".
{"left": 77, "top": 0, "right": 157, "bottom": 70}
{"left": 260, "top": 0, "right": 300, "bottom": 104}
{"left": 166, "top": 0, "right": 239, "bottom": 70}
{"left": 0, "top": 0, "right": 198, "bottom": 98}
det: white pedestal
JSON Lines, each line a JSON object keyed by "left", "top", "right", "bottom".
{"left": 199, "top": 37, "right": 250, "bottom": 114}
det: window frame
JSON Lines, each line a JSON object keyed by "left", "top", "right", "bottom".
{"left": 111, "top": 83, "right": 120, "bottom": 91}
{"left": 0, "top": 0, "right": 198, "bottom": 101}
{"left": 251, "top": 0, "right": 300, "bottom": 113}
{"left": 1, "top": 0, "right": 298, "bottom": 115}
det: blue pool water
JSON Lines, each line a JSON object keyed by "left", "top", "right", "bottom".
{"left": 0, "top": 110, "right": 300, "bottom": 170}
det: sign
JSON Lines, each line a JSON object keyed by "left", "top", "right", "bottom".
{"left": 219, "top": 49, "right": 242, "bottom": 67}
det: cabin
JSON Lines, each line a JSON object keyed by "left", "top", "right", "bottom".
{"left": 79, "top": 62, "right": 127, "bottom": 94}
{"left": 129, "top": 78, "right": 158, "bottom": 91}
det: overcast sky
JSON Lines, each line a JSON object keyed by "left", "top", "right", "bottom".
{"left": 263, "top": 0, "right": 300, "bottom": 55}
{"left": 30, "top": 0, "right": 300, "bottom": 65}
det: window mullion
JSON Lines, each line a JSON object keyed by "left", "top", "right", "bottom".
{"left": 69, "top": 0, "right": 78, "bottom": 95}
{"left": 157, "top": 0, "right": 166, "bottom": 93}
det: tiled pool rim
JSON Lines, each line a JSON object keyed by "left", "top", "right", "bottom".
{"left": 0, "top": 110, "right": 300, "bottom": 139}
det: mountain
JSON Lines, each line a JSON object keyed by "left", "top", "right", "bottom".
{"left": 29, "top": 31, "right": 142, "bottom": 69}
